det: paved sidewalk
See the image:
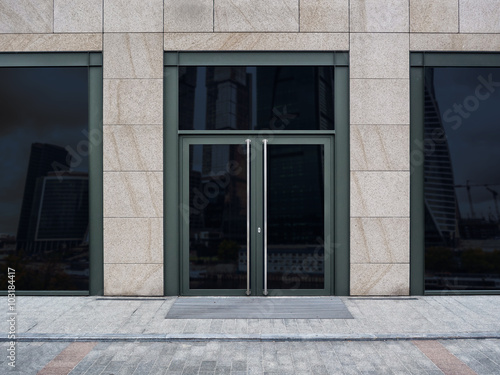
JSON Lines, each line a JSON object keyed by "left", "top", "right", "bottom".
{"left": 1, "top": 296, "right": 499, "bottom": 341}
{"left": 3, "top": 339, "right": 500, "bottom": 374}
{"left": 1, "top": 296, "right": 500, "bottom": 374}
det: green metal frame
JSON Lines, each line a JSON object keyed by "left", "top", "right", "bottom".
{"left": 410, "top": 52, "right": 500, "bottom": 295}
{"left": 0, "top": 52, "right": 103, "bottom": 296}
{"left": 164, "top": 52, "right": 350, "bottom": 296}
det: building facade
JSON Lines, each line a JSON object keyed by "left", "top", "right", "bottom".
{"left": 1, "top": 0, "right": 500, "bottom": 296}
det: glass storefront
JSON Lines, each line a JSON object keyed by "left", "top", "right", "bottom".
{"left": 0, "top": 67, "right": 90, "bottom": 291}
{"left": 423, "top": 67, "right": 500, "bottom": 291}
{"left": 167, "top": 52, "right": 349, "bottom": 296}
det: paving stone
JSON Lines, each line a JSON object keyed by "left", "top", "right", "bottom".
{"left": 182, "top": 365, "right": 200, "bottom": 374}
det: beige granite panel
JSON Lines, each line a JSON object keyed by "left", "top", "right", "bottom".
{"left": 104, "top": 0, "right": 163, "bottom": 32}
{"left": 104, "top": 263, "right": 163, "bottom": 296}
{"left": 350, "top": 33, "right": 409, "bottom": 79}
{"left": 410, "top": 0, "right": 458, "bottom": 33}
{"left": 0, "top": 33, "right": 102, "bottom": 52}
{"left": 351, "top": 171, "right": 409, "bottom": 217}
{"left": 214, "top": 0, "right": 299, "bottom": 32}
{"left": 300, "top": 0, "right": 349, "bottom": 32}
{"left": 0, "top": 0, "right": 53, "bottom": 33}
{"left": 350, "top": 0, "right": 409, "bottom": 32}
{"left": 350, "top": 264, "right": 409, "bottom": 295}
{"left": 164, "top": 0, "right": 213, "bottom": 32}
{"left": 103, "top": 172, "right": 163, "bottom": 218}
{"left": 164, "top": 32, "right": 349, "bottom": 51}
{"left": 54, "top": 0, "right": 103, "bottom": 33}
{"left": 351, "top": 218, "right": 410, "bottom": 263}
{"left": 410, "top": 33, "right": 500, "bottom": 51}
{"left": 103, "top": 125, "right": 163, "bottom": 171}
{"left": 104, "top": 218, "right": 163, "bottom": 263}
{"left": 350, "top": 79, "right": 409, "bottom": 125}
{"left": 460, "top": 0, "right": 500, "bottom": 33}
{"left": 104, "top": 33, "right": 163, "bottom": 79}
{"left": 103, "top": 79, "right": 163, "bottom": 125}
{"left": 351, "top": 125, "right": 409, "bottom": 171}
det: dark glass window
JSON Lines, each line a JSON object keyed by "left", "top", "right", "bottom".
{"left": 179, "top": 66, "right": 335, "bottom": 131}
{"left": 0, "top": 67, "right": 89, "bottom": 291}
{"left": 424, "top": 67, "right": 500, "bottom": 291}
{"left": 188, "top": 144, "right": 247, "bottom": 289}
{"left": 267, "top": 144, "right": 325, "bottom": 289}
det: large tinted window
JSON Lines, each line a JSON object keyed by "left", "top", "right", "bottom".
{"left": 179, "top": 66, "right": 335, "bottom": 131}
{"left": 0, "top": 67, "right": 89, "bottom": 291}
{"left": 424, "top": 67, "right": 500, "bottom": 291}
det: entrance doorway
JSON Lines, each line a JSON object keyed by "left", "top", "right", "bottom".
{"left": 181, "top": 136, "right": 333, "bottom": 295}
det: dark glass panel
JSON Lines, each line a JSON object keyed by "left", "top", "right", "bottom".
{"left": 424, "top": 67, "right": 500, "bottom": 291}
{"left": 179, "top": 66, "right": 334, "bottom": 131}
{"left": 0, "top": 67, "right": 89, "bottom": 291}
{"left": 267, "top": 145, "right": 325, "bottom": 289}
{"left": 188, "top": 144, "right": 247, "bottom": 289}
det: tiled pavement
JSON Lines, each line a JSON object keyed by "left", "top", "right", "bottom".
{"left": 1, "top": 339, "right": 500, "bottom": 374}
{"left": 1, "top": 296, "right": 500, "bottom": 374}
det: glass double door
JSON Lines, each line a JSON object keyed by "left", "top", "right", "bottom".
{"left": 181, "top": 136, "right": 333, "bottom": 295}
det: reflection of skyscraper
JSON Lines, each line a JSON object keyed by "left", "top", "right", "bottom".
{"left": 268, "top": 145, "right": 324, "bottom": 245}
{"left": 33, "top": 173, "right": 88, "bottom": 242}
{"left": 16, "top": 143, "right": 89, "bottom": 254}
{"left": 16, "top": 143, "right": 71, "bottom": 250}
{"left": 206, "top": 67, "right": 250, "bottom": 131}
{"left": 202, "top": 67, "right": 251, "bottom": 213}
{"left": 424, "top": 70, "right": 458, "bottom": 246}
{"left": 256, "top": 67, "right": 334, "bottom": 130}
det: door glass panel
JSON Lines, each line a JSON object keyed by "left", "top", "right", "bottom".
{"left": 0, "top": 67, "right": 89, "bottom": 291}
{"left": 267, "top": 144, "right": 325, "bottom": 289}
{"left": 188, "top": 144, "right": 247, "bottom": 289}
{"left": 179, "top": 67, "right": 335, "bottom": 131}
{"left": 424, "top": 67, "right": 500, "bottom": 291}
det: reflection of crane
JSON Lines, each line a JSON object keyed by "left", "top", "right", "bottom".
{"left": 454, "top": 183, "right": 500, "bottom": 221}
{"left": 485, "top": 186, "right": 500, "bottom": 221}
{"left": 455, "top": 180, "right": 476, "bottom": 218}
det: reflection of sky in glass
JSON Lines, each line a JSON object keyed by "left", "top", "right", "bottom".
{"left": 433, "top": 68, "right": 500, "bottom": 220}
{"left": 0, "top": 67, "right": 88, "bottom": 235}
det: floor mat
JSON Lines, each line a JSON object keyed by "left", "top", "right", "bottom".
{"left": 166, "top": 297, "right": 353, "bottom": 319}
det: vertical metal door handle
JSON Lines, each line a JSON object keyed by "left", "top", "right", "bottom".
{"left": 245, "top": 139, "right": 251, "bottom": 296}
{"left": 262, "top": 139, "right": 268, "bottom": 296}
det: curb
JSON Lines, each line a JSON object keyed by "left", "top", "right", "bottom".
{"left": 3, "top": 332, "right": 500, "bottom": 343}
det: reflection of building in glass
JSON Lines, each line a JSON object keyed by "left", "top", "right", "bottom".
{"left": 194, "top": 145, "right": 246, "bottom": 246}
{"left": 424, "top": 71, "right": 458, "bottom": 247}
{"left": 206, "top": 67, "right": 251, "bottom": 130}
{"left": 424, "top": 68, "right": 500, "bottom": 291}
{"left": 238, "top": 246, "right": 324, "bottom": 275}
{"left": 17, "top": 143, "right": 71, "bottom": 250}
{"left": 179, "top": 66, "right": 335, "bottom": 131}
{"left": 256, "top": 67, "right": 334, "bottom": 130}
{"left": 268, "top": 145, "right": 324, "bottom": 245}
{"left": 0, "top": 234, "right": 16, "bottom": 251}
{"left": 189, "top": 144, "right": 247, "bottom": 289}
{"left": 16, "top": 143, "right": 88, "bottom": 253}
{"left": 32, "top": 173, "right": 88, "bottom": 244}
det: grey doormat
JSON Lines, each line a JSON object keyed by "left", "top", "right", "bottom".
{"left": 166, "top": 297, "right": 353, "bottom": 319}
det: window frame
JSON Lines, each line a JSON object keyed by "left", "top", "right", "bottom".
{"left": 410, "top": 52, "right": 500, "bottom": 295}
{"left": 164, "top": 51, "right": 350, "bottom": 296}
{"left": 0, "top": 52, "right": 103, "bottom": 296}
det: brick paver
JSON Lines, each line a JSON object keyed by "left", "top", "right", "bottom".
{"left": 2, "top": 339, "right": 500, "bottom": 374}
